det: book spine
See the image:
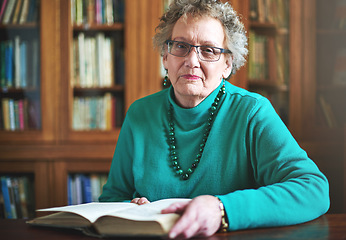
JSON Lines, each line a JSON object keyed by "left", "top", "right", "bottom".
{"left": 0, "top": 41, "right": 6, "bottom": 87}
{"left": 18, "top": 99, "right": 24, "bottom": 130}
{"left": 26, "top": 0, "right": 36, "bottom": 23}
{"left": 18, "top": 177, "right": 29, "bottom": 219}
{"left": 90, "top": 174, "right": 100, "bottom": 202}
{"left": 6, "top": 177, "right": 17, "bottom": 218}
{"left": 8, "top": 98, "right": 15, "bottom": 130}
{"left": 2, "top": 98, "right": 10, "bottom": 130}
{"left": 13, "top": 99, "right": 19, "bottom": 129}
{"left": 18, "top": 0, "right": 28, "bottom": 24}
{"left": 82, "top": 175, "right": 92, "bottom": 203}
{"left": 2, "top": 0, "right": 16, "bottom": 23}
{"left": 0, "top": 0, "right": 8, "bottom": 22}
{"left": 20, "top": 41, "right": 27, "bottom": 88}
{"left": 75, "top": 0, "right": 83, "bottom": 25}
{"left": 11, "top": 178, "right": 23, "bottom": 218}
{"left": 67, "top": 175, "right": 72, "bottom": 205}
{"left": 14, "top": 36, "right": 21, "bottom": 88}
{"left": 5, "top": 41, "right": 14, "bottom": 88}
{"left": 11, "top": 0, "right": 22, "bottom": 23}
{"left": 1, "top": 177, "right": 13, "bottom": 219}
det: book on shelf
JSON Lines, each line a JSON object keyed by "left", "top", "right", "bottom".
{"left": 333, "top": 48, "right": 346, "bottom": 85}
{"left": 1, "top": 98, "right": 40, "bottom": 130}
{"left": 318, "top": 95, "right": 339, "bottom": 128}
{"left": 73, "top": 33, "right": 115, "bottom": 88}
{"left": 72, "top": 93, "right": 120, "bottom": 130}
{"left": 67, "top": 173, "right": 107, "bottom": 205}
{"left": 0, "top": 37, "right": 39, "bottom": 89}
{"left": 334, "top": 0, "right": 346, "bottom": 29}
{"left": 249, "top": 0, "right": 289, "bottom": 28}
{"left": 248, "top": 30, "right": 268, "bottom": 80}
{"left": 11, "top": 0, "right": 22, "bottom": 24}
{"left": 27, "top": 198, "right": 191, "bottom": 237}
{"left": 0, "top": 0, "right": 38, "bottom": 24}
{"left": 71, "top": 0, "right": 124, "bottom": 26}
{"left": 0, "top": 175, "right": 35, "bottom": 219}
{"left": 1, "top": 0, "right": 16, "bottom": 24}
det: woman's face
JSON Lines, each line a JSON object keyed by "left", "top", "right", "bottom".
{"left": 163, "top": 15, "right": 232, "bottom": 108}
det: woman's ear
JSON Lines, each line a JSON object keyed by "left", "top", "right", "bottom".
{"left": 162, "top": 53, "right": 168, "bottom": 70}
{"left": 222, "top": 57, "right": 233, "bottom": 80}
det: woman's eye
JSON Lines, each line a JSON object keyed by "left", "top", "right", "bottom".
{"left": 176, "top": 43, "right": 188, "bottom": 49}
{"left": 201, "top": 47, "right": 215, "bottom": 54}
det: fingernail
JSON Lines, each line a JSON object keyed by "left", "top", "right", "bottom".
{"left": 169, "top": 231, "right": 176, "bottom": 239}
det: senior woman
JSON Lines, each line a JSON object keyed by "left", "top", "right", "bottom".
{"left": 99, "top": 0, "right": 329, "bottom": 239}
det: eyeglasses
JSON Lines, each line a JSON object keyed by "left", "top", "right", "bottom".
{"left": 165, "top": 40, "right": 232, "bottom": 62}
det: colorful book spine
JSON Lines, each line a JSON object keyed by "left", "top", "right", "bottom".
{"left": 0, "top": 176, "right": 35, "bottom": 219}
{"left": 71, "top": 0, "right": 124, "bottom": 25}
{"left": 67, "top": 173, "right": 107, "bottom": 205}
{"left": 1, "top": 176, "right": 13, "bottom": 219}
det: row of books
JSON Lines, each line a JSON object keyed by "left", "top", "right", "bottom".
{"left": 73, "top": 32, "right": 124, "bottom": 88}
{"left": 318, "top": 95, "right": 339, "bottom": 128}
{"left": 255, "top": 89, "right": 289, "bottom": 125}
{"left": 249, "top": 0, "right": 289, "bottom": 28}
{"left": 248, "top": 31, "right": 288, "bottom": 84}
{"left": 0, "top": 37, "right": 40, "bottom": 89}
{"left": 0, "top": 175, "right": 35, "bottom": 219}
{"left": 334, "top": 0, "right": 346, "bottom": 29}
{"left": 1, "top": 98, "right": 41, "bottom": 131}
{"left": 67, "top": 173, "right": 107, "bottom": 205}
{"left": 72, "top": 93, "right": 123, "bottom": 130}
{"left": 0, "top": 0, "right": 38, "bottom": 24}
{"left": 333, "top": 48, "right": 346, "bottom": 85}
{"left": 248, "top": 31, "right": 268, "bottom": 80}
{"left": 71, "top": 0, "right": 124, "bottom": 25}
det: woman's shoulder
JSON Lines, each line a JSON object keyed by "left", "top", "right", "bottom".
{"left": 127, "top": 89, "right": 169, "bottom": 112}
{"left": 225, "top": 82, "right": 269, "bottom": 104}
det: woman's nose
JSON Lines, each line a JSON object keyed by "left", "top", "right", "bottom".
{"left": 184, "top": 47, "right": 201, "bottom": 68}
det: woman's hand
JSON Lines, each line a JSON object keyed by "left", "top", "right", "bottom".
{"left": 161, "top": 195, "right": 222, "bottom": 239}
{"left": 130, "top": 197, "right": 150, "bottom": 205}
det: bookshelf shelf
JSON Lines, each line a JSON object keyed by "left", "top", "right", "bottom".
{"left": 73, "top": 23, "right": 124, "bottom": 31}
{"left": 248, "top": 80, "right": 289, "bottom": 92}
{"left": 0, "top": 23, "right": 38, "bottom": 29}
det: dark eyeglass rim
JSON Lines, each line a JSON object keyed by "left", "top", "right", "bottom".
{"left": 165, "top": 40, "right": 232, "bottom": 57}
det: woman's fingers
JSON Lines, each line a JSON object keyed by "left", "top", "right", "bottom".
{"left": 130, "top": 197, "right": 150, "bottom": 205}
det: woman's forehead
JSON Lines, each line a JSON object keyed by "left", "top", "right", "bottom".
{"left": 171, "top": 15, "right": 226, "bottom": 46}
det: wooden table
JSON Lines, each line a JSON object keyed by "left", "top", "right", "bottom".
{"left": 1, "top": 214, "right": 346, "bottom": 239}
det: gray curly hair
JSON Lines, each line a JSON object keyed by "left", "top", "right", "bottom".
{"left": 153, "top": 0, "right": 248, "bottom": 74}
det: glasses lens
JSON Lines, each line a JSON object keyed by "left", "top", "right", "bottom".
{"left": 199, "top": 46, "right": 221, "bottom": 61}
{"left": 169, "top": 41, "right": 190, "bottom": 57}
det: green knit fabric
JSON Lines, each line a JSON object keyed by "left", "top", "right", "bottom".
{"left": 99, "top": 81, "right": 329, "bottom": 231}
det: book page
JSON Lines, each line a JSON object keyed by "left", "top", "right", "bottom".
{"left": 104, "top": 198, "right": 191, "bottom": 221}
{"left": 38, "top": 202, "right": 135, "bottom": 223}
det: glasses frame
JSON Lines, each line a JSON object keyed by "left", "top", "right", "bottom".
{"left": 165, "top": 40, "right": 232, "bottom": 62}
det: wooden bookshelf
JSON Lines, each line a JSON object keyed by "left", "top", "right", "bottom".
{"left": 299, "top": 0, "right": 346, "bottom": 213}
{"left": 246, "top": 0, "right": 290, "bottom": 125}
{"left": 0, "top": 0, "right": 163, "bottom": 217}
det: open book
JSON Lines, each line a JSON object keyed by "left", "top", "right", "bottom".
{"left": 27, "top": 198, "right": 191, "bottom": 237}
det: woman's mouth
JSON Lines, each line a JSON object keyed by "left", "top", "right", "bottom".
{"left": 181, "top": 74, "right": 201, "bottom": 80}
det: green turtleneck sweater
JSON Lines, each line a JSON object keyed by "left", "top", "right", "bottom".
{"left": 99, "top": 81, "right": 329, "bottom": 231}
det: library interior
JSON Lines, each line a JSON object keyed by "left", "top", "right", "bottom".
{"left": 0, "top": 0, "right": 345, "bottom": 221}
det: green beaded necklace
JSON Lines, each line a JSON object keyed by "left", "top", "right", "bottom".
{"left": 167, "top": 83, "right": 226, "bottom": 180}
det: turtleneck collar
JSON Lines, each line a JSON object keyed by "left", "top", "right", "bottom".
{"left": 167, "top": 81, "right": 224, "bottom": 128}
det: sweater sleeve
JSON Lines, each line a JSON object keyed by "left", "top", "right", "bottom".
{"left": 98, "top": 108, "right": 136, "bottom": 202}
{"left": 217, "top": 97, "right": 329, "bottom": 231}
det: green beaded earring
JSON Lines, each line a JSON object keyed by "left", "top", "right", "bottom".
{"left": 163, "top": 70, "right": 169, "bottom": 87}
